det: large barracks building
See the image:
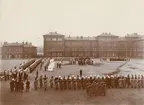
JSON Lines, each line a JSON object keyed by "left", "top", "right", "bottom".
{"left": 1, "top": 42, "right": 37, "bottom": 59}
{"left": 44, "top": 32, "right": 144, "bottom": 58}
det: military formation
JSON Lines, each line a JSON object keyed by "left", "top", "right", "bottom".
{"left": 32, "top": 74, "right": 144, "bottom": 96}
{"left": 9, "top": 78, "right": 30, "bottom": 92}
{"left": 4, "top": 57, "right": 144, "bottom": 97}
{"left": 3, "top": 67, "right": 29, "bottom": 81}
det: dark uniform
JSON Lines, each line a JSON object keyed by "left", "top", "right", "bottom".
{"left": 34, "top": 78, "right": 38, "bottom": 90}
{"left": 80, "top": 70, "right": 82, "bottom": 77}
{"left": 44, "top": 79, "right": 47, "bottom": 91}
{"left": 39, "top": 76, "right": 43, "bottom": 88}
{"left": 86, "top": 82, "right": 91, "bottom": 95}
{"left": 131, "top": 75, "right": 134, "bottom": 88}
{"left": 68, "top": 77, "right": 71, "bottom": 90}
{"left": 81, "top": 77, "right": 85, "bottom": 89}
{"left": 138, "top": 76, "right": 141, "bottom": 88}
{"left": 20, "top": 80, "right": 24, "bottom": 92}
{"left": 26, "top": 80, "right": 30, "bottom": 92}
{"left": 50, "top": 76, "right": 54, "bottom": 88}
{"left": 73, "top": 77, "right": 77, "bottom": 90}
{"left": 126, "top": 75, "right": 131, "bottom": 88}
{"left": 77, "top": 77, "right": 81, "bottom": 90}
{"left": 59, "top": 78, "right": 63, "bottom": 90}
{"left": 10, "top": 79, "right": 15, "bottom": 92}
{"left": 54, "top": 77, "right": 59, "bottom": 90}
{"left": 134, "top": 75, "right": 138, "bottom": 88}
{"left": 141, "top": 75, "right": 144, "bottom": 88}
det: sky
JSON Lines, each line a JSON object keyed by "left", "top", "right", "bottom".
{"left": 0, "top": 0, "right": 144, "bottom": 46}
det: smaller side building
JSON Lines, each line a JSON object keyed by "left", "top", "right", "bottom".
{"left": 1, "top": 42, "right": 37, "bottom": 59}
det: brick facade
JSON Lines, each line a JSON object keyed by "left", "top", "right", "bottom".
{"left": 43, "top": 32, "right": 144, "bottom": 58}
{"left": 1, "top": 42, "right": 37, "bottom": 59}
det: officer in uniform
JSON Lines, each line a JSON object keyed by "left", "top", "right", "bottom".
{"left": 63, "top": 76, "right": 67, "bottom": 90}
{"left": 141, "top": 75, "right": 144, "bottom": 88}
{"left": 134, "top": 75, "right": 138, "bottom": 88}
{"left": 68, "top": 76, "right": 71, "bottom": 90}
{"left": 122, "top": 76, "right": 126, "bottom": 88}
{"left": 130, "top": 75, "right": 134, "bottom": 88}
{"left": 80, "top": 69, "right": 82, "bottom": 77}
{"left": 111, "top": 75, "right": 115, "bottom": 88}
{"left": 10, "top": 79, "right": 15, "bottom": 92}
{"left": 26, "top": 79, "right": 30, "bottom": 92}
{"left": 91, "top": 82, "right": 95, "bottom": 96}
{"left": 20, "top": 80, "right": 24, "bottom": 92}
{"left": 54, "top": 76, "right": 58, "bottom": 90}
{"left": 118, "top": 76, "right": 123, "bottom": 88}
{"left": 99, "top": 82, "right": 104, "bottom": 96}
{"left": 86, "top": 82, "right": 91, "bottom": 95}
{"left": 73, "top": 77, "right": 77, "bottom": 90}
{"left": 34, "top": 78, "right": 38, "bottom": 90}
{"left": 81, "top": 76, "right": 84, "bottom": 90}
{"left": 71, "top": 76, "right": 74, "bottom": 90}
{"left": 44, "top": 78, "right": 47, "bottom": 91}
{"left": 105, "top": 75, "right": 109, "bottom": 88}
{"left": 89, "top": 75, "right": 93, "bottom": 84}
{"left": 50, "top": 76, "right": 54, "bottom": 88}
{"left": 39, "top": 75, "right": 43, "bottom": 88}
{"left": 61, "top": 77, "right": 65, "bottom": 90}
{"left": 102, "top": 82, "right": 106, "bottom": 96}
{"left": 126, "top": 74, "right": 131, "bottom": 88}
{"left": 138, "top": 75, "right": 141, "bottom": 88}
{"left": 88, "top": 84, "right": 93, "bottom": 96}
{"left": 59, "top": 77, "right": 63, "bottom": 90}
{"left": 76, "top": 76, "right": 80, "bottom": 90}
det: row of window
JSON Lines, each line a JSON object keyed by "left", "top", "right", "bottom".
{"left": 3, "top": 49, "right": 22, "bottom": 52}
{"left": 47, "top": 53, "right": 63, "bottom": 56}
{"left": 3, "top": 55, "right": 32, "bottom": 58}
{"left": 46, "top": 38, "right": 63, "bottom": 41}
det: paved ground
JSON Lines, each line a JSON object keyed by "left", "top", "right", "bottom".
{"left": 42, "top": 60, "right": 127, "bottom": 77}
{"left": 119, "top": 59, "right": 144, "bottom": 75}
{"left": 0, "top": 59, "right": 30, "bottom": 72}
{"left": 1, "top": 62, "right": 144, "bottom": 105}
{"left": 1, "top": 80, "right": 144, "bottom": 105}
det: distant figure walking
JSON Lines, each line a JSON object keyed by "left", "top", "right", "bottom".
{"left": 80, "top": 69, "right": 82, "bottom": 77}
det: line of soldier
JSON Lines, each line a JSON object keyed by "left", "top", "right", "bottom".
{"left": 2, "top": 67, "right": 29, "bottom": 81}
{"left": 9, "top": 78, "right": 30, "bottom": 92}
{"left": 33, "top": 74, "right": 144, "bottom": 91}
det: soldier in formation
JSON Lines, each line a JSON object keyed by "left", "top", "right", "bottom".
{"left": 9, "top": 73, "right": 144, "bottom": 96}
{"left": 9, "top": 78, "right": 31, "bottom": 92}
{"left": 48, "top": 74, "right": 144, "bottom": 90}
{"left": 26, "top": 79, "right": 30, "bottom": 92}
{"left": 34, "top": 78, "right": 38, "bottom": 90}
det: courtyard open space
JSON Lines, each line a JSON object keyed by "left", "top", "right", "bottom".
{"left": 0, "top": 58, "right": 144, "bottom": 105}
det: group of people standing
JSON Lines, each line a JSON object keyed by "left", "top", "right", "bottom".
{"left": 56, "top": 62, "right": 62, "bottom": 68}
{"left": 10, "top": 79, "right": 30, "bottom": 92}
{"left": 3, "top": 67, "right": 29, "bottom": 81}
{"left": 32, "top": 74, "right": 144, "bottom": 94}
{"left": 8, "top": 67, "right": 31, "bottom": 92}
